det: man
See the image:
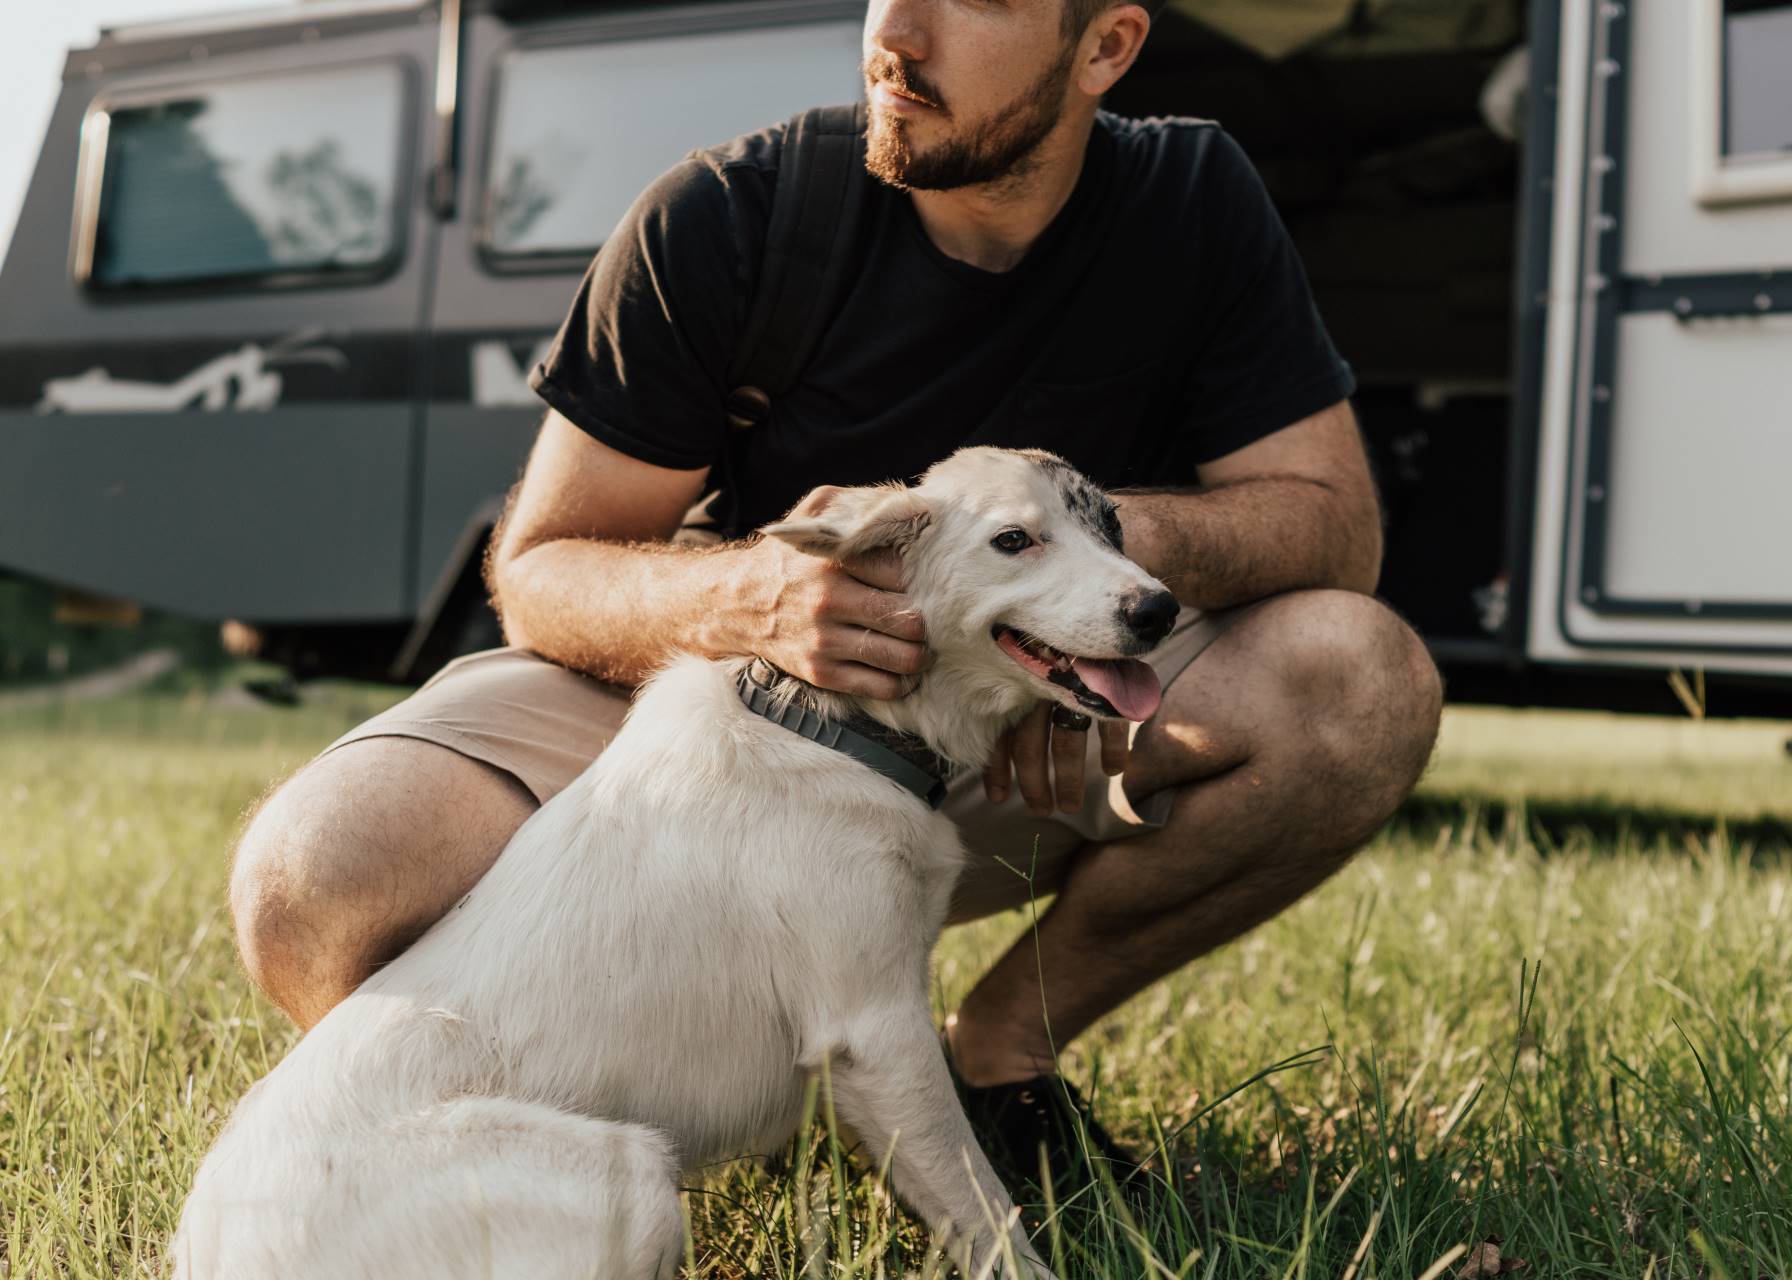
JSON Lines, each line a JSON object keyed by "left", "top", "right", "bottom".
{"left": 229, "top": 0, "right": 1441, "bottom": 1192}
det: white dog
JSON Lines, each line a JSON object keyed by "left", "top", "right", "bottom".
{"left": 173, "top": 446, "right": 1179, "bottom": 1280}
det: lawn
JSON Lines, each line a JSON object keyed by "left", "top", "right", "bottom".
{"left": 2, "top": 681, "right": 1790, "bottom": 1278}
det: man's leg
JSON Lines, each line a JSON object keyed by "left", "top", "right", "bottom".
{"left": 230, "top": 739, "right": 537, "bottom": 1029}
{"left": 228, "top": 647, "right": 632, "bottom": 1029}
{"left": 946, "top": 589, "right": 1443, "bottom": 1087}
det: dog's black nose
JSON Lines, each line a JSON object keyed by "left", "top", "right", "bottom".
{"left": 1120, "top": 589, "right": 1179, "bottom": 646}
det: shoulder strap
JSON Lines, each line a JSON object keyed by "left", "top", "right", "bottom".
{"left": 725, "top": 103, "right": 869, "bottom": 430}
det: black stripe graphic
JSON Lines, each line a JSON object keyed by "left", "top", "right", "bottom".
{"left": 0, "top": 329, "right": 560, "bottom": 412}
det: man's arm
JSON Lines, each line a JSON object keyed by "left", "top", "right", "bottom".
{"left": 1115, "top": 399, "right": 1382, "bottom": 607}
{"left": 487, "top": 412, "right": 925, "bottom": 696}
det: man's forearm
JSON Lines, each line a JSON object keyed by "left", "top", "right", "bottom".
{"left": 492, "top": 538, "right": 748, "bottom": 686}
{"left": 1115, "top": 477, "right": 1382, "bottom": 611}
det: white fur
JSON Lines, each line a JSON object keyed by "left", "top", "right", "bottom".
{"left": 172, "top": 448, "right": 1170, "bottom": 1280}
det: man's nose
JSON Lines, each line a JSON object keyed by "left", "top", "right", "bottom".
{"left": 1119, "top": 589, "right": 1180, "bottom": 647}
{"left": 865, "top": 0, "right": 929, "bottom": 62}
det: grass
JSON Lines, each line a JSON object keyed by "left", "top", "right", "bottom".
{"left": 2, "top": 680, "right": 1790, "bottom": 1278}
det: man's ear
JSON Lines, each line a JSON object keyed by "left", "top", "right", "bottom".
{"left": 762, "top": 483, "right": 932, "bottom": 560}
{"left": 1075, "top": 2, "right": 1151, "bottom": 97}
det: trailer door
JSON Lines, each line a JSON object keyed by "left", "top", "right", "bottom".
{"left": 0, "top": 9, "right": 435, "bottom": 625}
{"left": 1526, "top": 0, "right": 1792, "bottom": 678}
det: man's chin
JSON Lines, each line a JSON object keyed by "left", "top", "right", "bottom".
{"left": 865, "top": 102, "right": 1065, "bottom": 192}
{"left": 866, "top": 120, "right": 979, "bottom": 192}
{"left": 865, "top": 117, "right": 922, "bottom": 190}
{"left": 867, "top": 108, "right": 917, "bottom": 144}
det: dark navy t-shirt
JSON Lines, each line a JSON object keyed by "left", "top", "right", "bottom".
{"left": 530, "top": 110, "right": 1355, "bottom": 538}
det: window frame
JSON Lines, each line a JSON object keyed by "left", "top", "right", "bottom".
{"left": 1690, "top": 0, "right": 1792, "bottom": 207}
{"left": 473, "top": 35, "right": 602, "bottom": 278}
{"left": 471, "top": 3, "right": 862, "bottom": 276}
{"left": 70, "top": 57, "right": 420, "bottom": 296}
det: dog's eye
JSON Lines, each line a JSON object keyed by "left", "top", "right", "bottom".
{"left": 991, "top": 529, "right": 1033, "bottom": 555}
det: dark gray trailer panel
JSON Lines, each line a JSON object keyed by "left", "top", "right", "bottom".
{"left": 0, "top": 409, "right": 412, "bottom": 620}
{"left": 0, "top": 6, "right": 437, "bottom": 624}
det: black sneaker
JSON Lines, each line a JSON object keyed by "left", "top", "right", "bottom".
{"left": 953, "top": 1067, "right": 1150, "bottom": 1209}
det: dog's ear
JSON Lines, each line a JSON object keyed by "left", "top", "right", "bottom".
{"left": 762, "top": 483, "right": 932, "bottom": 560}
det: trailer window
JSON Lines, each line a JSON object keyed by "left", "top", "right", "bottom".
{"left": 1723, "top": 1, "right": 1792, "bottom": 157}
{"left": 81, "top": 64, "right": 406, "bottom": 289}
{"left": 482, "top": 20, "right": 860, "bottom": 261}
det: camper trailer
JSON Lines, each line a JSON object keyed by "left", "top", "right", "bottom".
{"left": 1, "top": 0, "right": 1787, "bottom": 711}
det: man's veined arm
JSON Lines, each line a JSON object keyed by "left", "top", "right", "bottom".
{"left": 1114, "top": 400, "right": 1382, "bottom": 608}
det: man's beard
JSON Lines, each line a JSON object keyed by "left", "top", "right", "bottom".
{"left": 862, "top": 45, "right": 1075, "bottom": 191}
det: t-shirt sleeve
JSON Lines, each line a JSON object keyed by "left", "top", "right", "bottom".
{"left": 528, "top": 157, "right": 744, "bottom": 471}
{"left": 1177, "top": 130, "right": 1356, "bottom": 466}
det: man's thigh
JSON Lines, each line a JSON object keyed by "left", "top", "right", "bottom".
{"left": 318, "top": 647, "right": 632, "bottom": 804}
{"left": 942, "top": 601, "right": 1260, "bottom": 924}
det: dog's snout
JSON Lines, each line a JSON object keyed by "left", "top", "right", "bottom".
{"left": 1120, "top": 589, "right": 1180, "bottom": 646}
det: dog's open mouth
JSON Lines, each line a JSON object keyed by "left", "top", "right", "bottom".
{"left": 992, "top": 625, "right": 1163, "bottom": 722}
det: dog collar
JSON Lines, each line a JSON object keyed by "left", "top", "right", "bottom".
{"left": 735, "top": 663, "right": 950, "bottom": 810}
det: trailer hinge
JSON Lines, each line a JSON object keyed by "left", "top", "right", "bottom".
{"left": 427, "top": 0, "right": 464, "bottom": 220}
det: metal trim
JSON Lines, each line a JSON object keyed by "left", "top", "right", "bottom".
{"left": 71, "top": 5, "right": 435, "bottom": 83}
{"left": 98, "top": 0, "right": 426, "bottom": 44}
{"left": 1572, "top": 0, "right": 1627, "bottom": 619}
{"left": 429, "top": 0, "right": 465, "bottom": 219}
{"left": 1502, "top": 0, "right": 1566, "bottom": 665}
{"left": 1537, "top": 0, "right": 1601, "bottom": 663}
{"left": 68, "top": 109, "right": 112, "bottom": 287}
{"left": 1622, "top": 270, "right": 1789, "bottom": 316}
{"left": 1691, "top": 0, "right": 1792, "bottom": 207}
{"left": 498, "top": 0, "right": 861, "bottom": 50}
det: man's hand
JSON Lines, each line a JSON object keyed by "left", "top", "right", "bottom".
{"left": 982, "top": 707, "right": 1131, "bottom": 814}
{"left": 728, "top": 487, "right": 927, "bottom": 700}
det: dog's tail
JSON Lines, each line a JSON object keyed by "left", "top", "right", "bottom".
{"left": 173, "top": 1097, "right": 683, "bottom": 1280}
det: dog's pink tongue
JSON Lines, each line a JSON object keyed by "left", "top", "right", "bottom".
{"left": 1070, "top": 657, "right": 1162, "bottom": 722}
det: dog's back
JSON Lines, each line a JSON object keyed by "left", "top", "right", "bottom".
{"left": 174, "top": 1087, "right": 681, "bottom": 1280}
{"left": 171, "top": 962, "right": 686, "bottom": 1280}
{"left": 172, "top": 655, "right": 949, "bottom": 1280}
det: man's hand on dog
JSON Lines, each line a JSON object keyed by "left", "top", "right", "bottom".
{"left": 737, "top": 487, "right": 928, "bottom": 701}
{"left": 983, "top": 707, "right": 1130, "bottom": 815}
{"left": 745, "top": 486, "right": 1131, "bottom": 812}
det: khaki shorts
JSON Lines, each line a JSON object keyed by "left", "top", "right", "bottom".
{"left": 323, "top": 606, "right": 1246, "bottom": 921}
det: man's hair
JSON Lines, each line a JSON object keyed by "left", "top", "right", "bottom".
{"left": 1061, "top": 0, "right": 1168, "bottom": 40}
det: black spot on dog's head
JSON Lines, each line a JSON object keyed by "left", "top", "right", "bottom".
{"left": 1019, "top": 451, "right": 1124, "bottom": 552}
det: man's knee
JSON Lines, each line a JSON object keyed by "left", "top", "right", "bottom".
{"left": 1264, "top": 589, "right": 1442, "bottom": 824}
{"left": 229, "top": 737, "right": 537, "bottom": 1026}
{"left": 228, "top": 768, "right": 381, "bottom": 1009}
